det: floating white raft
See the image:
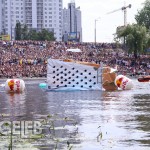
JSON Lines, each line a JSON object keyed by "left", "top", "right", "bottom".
{"left": 46, "top": 59, "right": 102, "bottom": 91}
{"left": 39, "top": 59, "right": 133, "bottom": 91}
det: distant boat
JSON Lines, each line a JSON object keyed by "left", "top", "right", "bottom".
{"left": 138, "top": 76, "right": 150, "bottom": 82}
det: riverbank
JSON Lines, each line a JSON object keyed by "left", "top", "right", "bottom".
{"left": 0, "top": 41, "right": 149, "bottom": 79}
{"left": 0, "top": 77, "right": 46, "bottom": 82}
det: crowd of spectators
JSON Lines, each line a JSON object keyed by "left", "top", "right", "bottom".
{"left": 0, "top": 40, "right": 149, "bottom": 78}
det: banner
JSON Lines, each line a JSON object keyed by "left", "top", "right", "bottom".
{"left": 0, "top": 35, "right": 10, "bottom": 41}
{"left": 68, "top": 32, "right": 80, "bottom": 41}
{"left": 2, "top": 35, "right": 10, "bottom": 41}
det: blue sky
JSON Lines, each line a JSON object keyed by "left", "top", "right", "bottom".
{"left": 63, "top": 0, "right": 145, "bottom": 42}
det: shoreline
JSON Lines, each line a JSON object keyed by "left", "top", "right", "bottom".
{"left": 0, "top": 77, "right": 46, "bottom": 81}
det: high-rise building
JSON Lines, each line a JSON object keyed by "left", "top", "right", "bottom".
{"left": 62, "top": 0, "right": 82, "bottom": 42}
{"left": 0, "top": 0, "right": 3, "bottom": 35}
{"left": 0, "top": 0, "right": 62, "bottom": 41}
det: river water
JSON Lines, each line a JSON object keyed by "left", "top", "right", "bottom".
{"left": 0, "top": 79, "right": 149, "bottom": 150}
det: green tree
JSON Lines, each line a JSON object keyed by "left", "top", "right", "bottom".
{"left": 15, "top": 22, "right": 22, "bottom": 40}
{"left": 37, "top": 29, "right": 55, "bottom": 41}
{"left": 21, "top": 24, "right": 29, "bottom": 40}
{"left": 15, "top": 22, "right": 56, "bottom": 41}
{"left": 135, "top": 0, "right": 150, "bottom": 30}
{"left": 28, "top": 29, "right": 38, "bottom": 40}
{"left": 116, "top": 24, "right": 149, "bottom": 58}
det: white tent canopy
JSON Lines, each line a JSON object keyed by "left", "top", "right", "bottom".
{"left": 66, "top": 48, "right": 82, "bottom": 52}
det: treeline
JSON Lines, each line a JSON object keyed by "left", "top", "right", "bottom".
{"left": 115, "top": 0, "right": 150, "bottom": 57}
{"left": 15, "top": 22, "right": 56, "bottom": 41}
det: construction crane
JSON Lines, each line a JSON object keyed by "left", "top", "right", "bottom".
{"left": 106, "top": 4, "right": 132, "bottom": 26}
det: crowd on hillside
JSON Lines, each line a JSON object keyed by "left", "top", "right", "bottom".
{"left": 0, "top": 40, "right": 149, "bottom": 78}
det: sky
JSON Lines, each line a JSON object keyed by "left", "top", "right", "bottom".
{"left": 63, "top": 0, "right": 146, "bottom": 43}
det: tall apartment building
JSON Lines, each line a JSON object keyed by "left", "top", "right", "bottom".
{"left": 0, "top": 0, "right": 62, "bottom": 41}
{"left": 62, "top": 0, "right": 82, "bottom": 42}
{"left": 0, "top": 0, "right": 2, "bottom": 34}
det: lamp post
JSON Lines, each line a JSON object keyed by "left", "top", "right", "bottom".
{"left": 94, "top": 17, "right": 100, "bottom": 44}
